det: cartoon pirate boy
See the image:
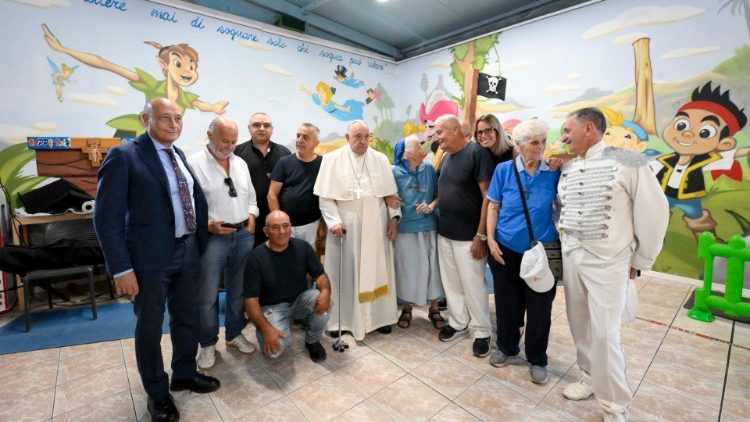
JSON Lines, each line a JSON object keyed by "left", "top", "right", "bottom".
{"left": 651, "top": 82, "right": 748, "bottom": 239}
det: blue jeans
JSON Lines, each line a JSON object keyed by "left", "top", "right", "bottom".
{"left": 198, "top": 228, "right": 254, "bottom": 347}
{"left": 256, "top": 289, "right": 331, "bottom": 358}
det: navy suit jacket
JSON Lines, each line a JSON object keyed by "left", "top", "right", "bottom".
{"left": 94, "top": 133, "right": 208, "bottom": 275}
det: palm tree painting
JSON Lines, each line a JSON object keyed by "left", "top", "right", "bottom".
{"left": 720, "top": 0, "right": 750, "bottom": 36}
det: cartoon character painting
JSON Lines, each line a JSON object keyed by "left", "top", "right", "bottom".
{"left": 651, "top": 82, "right": 749, "bottom": 240}
{"left": 300, "top": 82, "right": 365, "bottom": 121}
{"left": 365, "top": 88, "right": 382, "bottom": 104}
{"left": 42, "top": 24, "right": 228, "bottom": 137}
{"left": 418, "top": 90, "right": 459, "bottom": 169}
{"left": 47, "top": 57, "right": 78, "bottom": 102}
{"left": 601, "top": 107, "right": 650, "bottom": 153}
{"left": 333, "top": 65, "right": 364, "bottom": 88}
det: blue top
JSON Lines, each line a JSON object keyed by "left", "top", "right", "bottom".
{"left": 487, "top": 156, "right": 560, "bottom": 254}
{"left": 393, "top": 162, "right": 438, "bottom": 233}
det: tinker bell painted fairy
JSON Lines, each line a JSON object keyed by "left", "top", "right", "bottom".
{"left": 42, "top": 24, "right": 228, "bottom": 137}
{"left": 47, "top": 57, "right": 78, "bottom": 102}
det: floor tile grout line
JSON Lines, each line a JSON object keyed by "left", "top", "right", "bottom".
{"left": 406, "top": 367, "right": 458, "bottom": 410}
{"left": 627, "top": 284, "right": 692, "bottom": 403}
{"left": 119, "top": 339, "right": 140, "bottom": 421}
{"left": 717, "top": 320, "right": 736, "bottom": 422}
{"left": 256, "top": 348, "right": 314, "bottom": 422}
{"left": 628, "top": 286, "right": 728, "bottom": 418}
{"left": 51, "top": 346, "right": 61, "bottom": 419}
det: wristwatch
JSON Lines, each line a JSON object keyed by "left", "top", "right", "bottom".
{"left": 475, "top": 233, "right": 487, "bottom": 241}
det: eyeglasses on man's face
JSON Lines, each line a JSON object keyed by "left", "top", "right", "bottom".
{"left": 224, "top": 177, "right": 237, "bottom": 197}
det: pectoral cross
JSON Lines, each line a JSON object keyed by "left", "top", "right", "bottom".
{"left": 353, "top": 186, "right": 363, "bottom": 199}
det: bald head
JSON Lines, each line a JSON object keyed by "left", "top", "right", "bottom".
{"left": 434, "top": 115, "right": 465, "bottom": 154}
{"left": 141, "top": 97, "right": 183, "bottom": 146}
{"left": 264, "top": 210, "right": 292, "bottom": 250}
{"left": 207, "top": 116, "right": 238, "bottom": 160}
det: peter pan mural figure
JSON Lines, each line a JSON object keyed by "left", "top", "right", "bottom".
{"left": 42, "top": 24, "right": 228, "bottom": 138}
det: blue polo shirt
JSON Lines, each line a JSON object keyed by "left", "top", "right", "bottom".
{"left": 487, "top": 156, "right": 560, "bottom": 254}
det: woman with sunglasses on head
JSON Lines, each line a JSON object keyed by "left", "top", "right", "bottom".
{"left": 475, "top": 114, "right": 515, "bottom": 168}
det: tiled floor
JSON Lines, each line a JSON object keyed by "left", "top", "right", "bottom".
{"left": 1, "top": 274, "right": 748, "bottom": 421}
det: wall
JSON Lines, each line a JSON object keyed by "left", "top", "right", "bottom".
{"left": 1, "top": 0, "right": 749, "bottom": 280}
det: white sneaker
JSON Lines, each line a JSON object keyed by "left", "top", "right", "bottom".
{"left": 227, "top": 334, "right": 257, "bottom": 355}
{"left": 563, "top": 378, "right": 594, "bottom": 400}
{"left": 197, "top": 345, "right": 215, "bottom": 370}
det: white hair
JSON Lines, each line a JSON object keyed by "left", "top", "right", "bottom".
{"left": 347, "top": 120, "right": 368, "bottom": 132}
{"left": 512, "top": 119, "right": 549, "bottom": 144}
{"left": 402, "top": 135, "right": 421, "bottom": 159}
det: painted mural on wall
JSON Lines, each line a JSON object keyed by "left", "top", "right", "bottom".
{"left": 1, "top": 0, "right": 749, "bottom": 280}
{"left": 395, "top": 0, "right": 750, "bottom": 280}
{"left": 0, "top": 0, "right": 395, "bottom": 207}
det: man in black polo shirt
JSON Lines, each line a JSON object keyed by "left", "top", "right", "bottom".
{"left": 235, "top": 112, "right": 291, "bottom": 246}
{"left": 243, "top": 210, "right": 331, "bottom": 362}
{"left": 268, "top": 122, "right": 323, "bottom": 250}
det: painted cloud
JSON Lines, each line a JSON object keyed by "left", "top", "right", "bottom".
{"left": 68, "top": 92, "right": 117, "bottom": 107}
{"left": 545, "top": 84, "right": 581, "bottom": 94}
{"left": 107, "top": 86, "right": 126, "bottom": 96}
{"left": 7, "top": 0, "right": 70, "bottom": 8}
{"left": 240, "top": 41, "right": 272, "bottom": 51}
{"left": 582, "top": 6, "right": 705, "bottom": 40}
{"left": 262, "top": 64, "right": 292, "bottom": 77}
{"left": 661, "top": 47, "right": 720, "bottom": 60}
{"left": 0, "top": 124, "right": 41, "bottom": 144}
{"left": 499, "top": 60, "right": 531, "bottom": 72}
{"left": 33, "top": 122, "right": 59, "bottom": 131}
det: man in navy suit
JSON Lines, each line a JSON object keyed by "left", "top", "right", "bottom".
{"left": 94, "top": 98, "right": 220, "bottom": 422}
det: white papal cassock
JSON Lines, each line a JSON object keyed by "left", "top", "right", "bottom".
{"left": 314, "top": 146, "right": 400, "bottom": 341}
{"left": 558, "top": 141, "right": 669, "bottom": 418}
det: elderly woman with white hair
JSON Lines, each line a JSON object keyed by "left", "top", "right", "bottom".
{"left": 390, "top": 135, "right": 446, "bottom": 330}
{"left": 485, "top": 118, "right": 561, "bottom": 384}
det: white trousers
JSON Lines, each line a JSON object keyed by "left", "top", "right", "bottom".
{"left": 437, "top": 235, "right": 491, "bottom": 339}
{"left": 292, "top": 219, "right": 320, "bottom": 250}
{"left": 564, "top": 246, "right": 632, "bottom": 415}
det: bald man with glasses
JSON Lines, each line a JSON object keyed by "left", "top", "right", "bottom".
{"left": 189, "top": 117, "right": 259, "bottom": 370}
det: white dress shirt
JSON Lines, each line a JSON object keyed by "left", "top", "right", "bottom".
{"left": 188, "top": 147, "right": 259, "bottom": 224}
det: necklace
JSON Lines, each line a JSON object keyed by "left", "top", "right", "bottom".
{"left": 347, "top": 150, "right": 368, "bottom": 199}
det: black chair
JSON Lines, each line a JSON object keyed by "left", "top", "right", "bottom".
{"left": 22, "top": 218, "right": 104, "bottom": 332}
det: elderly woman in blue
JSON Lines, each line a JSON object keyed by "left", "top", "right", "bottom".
{"left": 485, "top": 118, "right": 560, "bottom": 385}
{"left": 390, "top": 135, "right": 446, "bottom": 330}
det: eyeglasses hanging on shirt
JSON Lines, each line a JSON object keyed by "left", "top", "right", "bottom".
{"left": 224, "top": 177, "right": 237, "bottom": 197}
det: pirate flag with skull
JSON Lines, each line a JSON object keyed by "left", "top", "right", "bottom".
{"left": 477, "top": 73, "right": 506, "bottom": 100}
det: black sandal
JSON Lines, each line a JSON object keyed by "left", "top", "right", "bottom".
{"left": 429, "top": 307, "right": 446, "bottom": 330}
{"left": 398, "top": 306, "right": 412, "bottom": 328}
